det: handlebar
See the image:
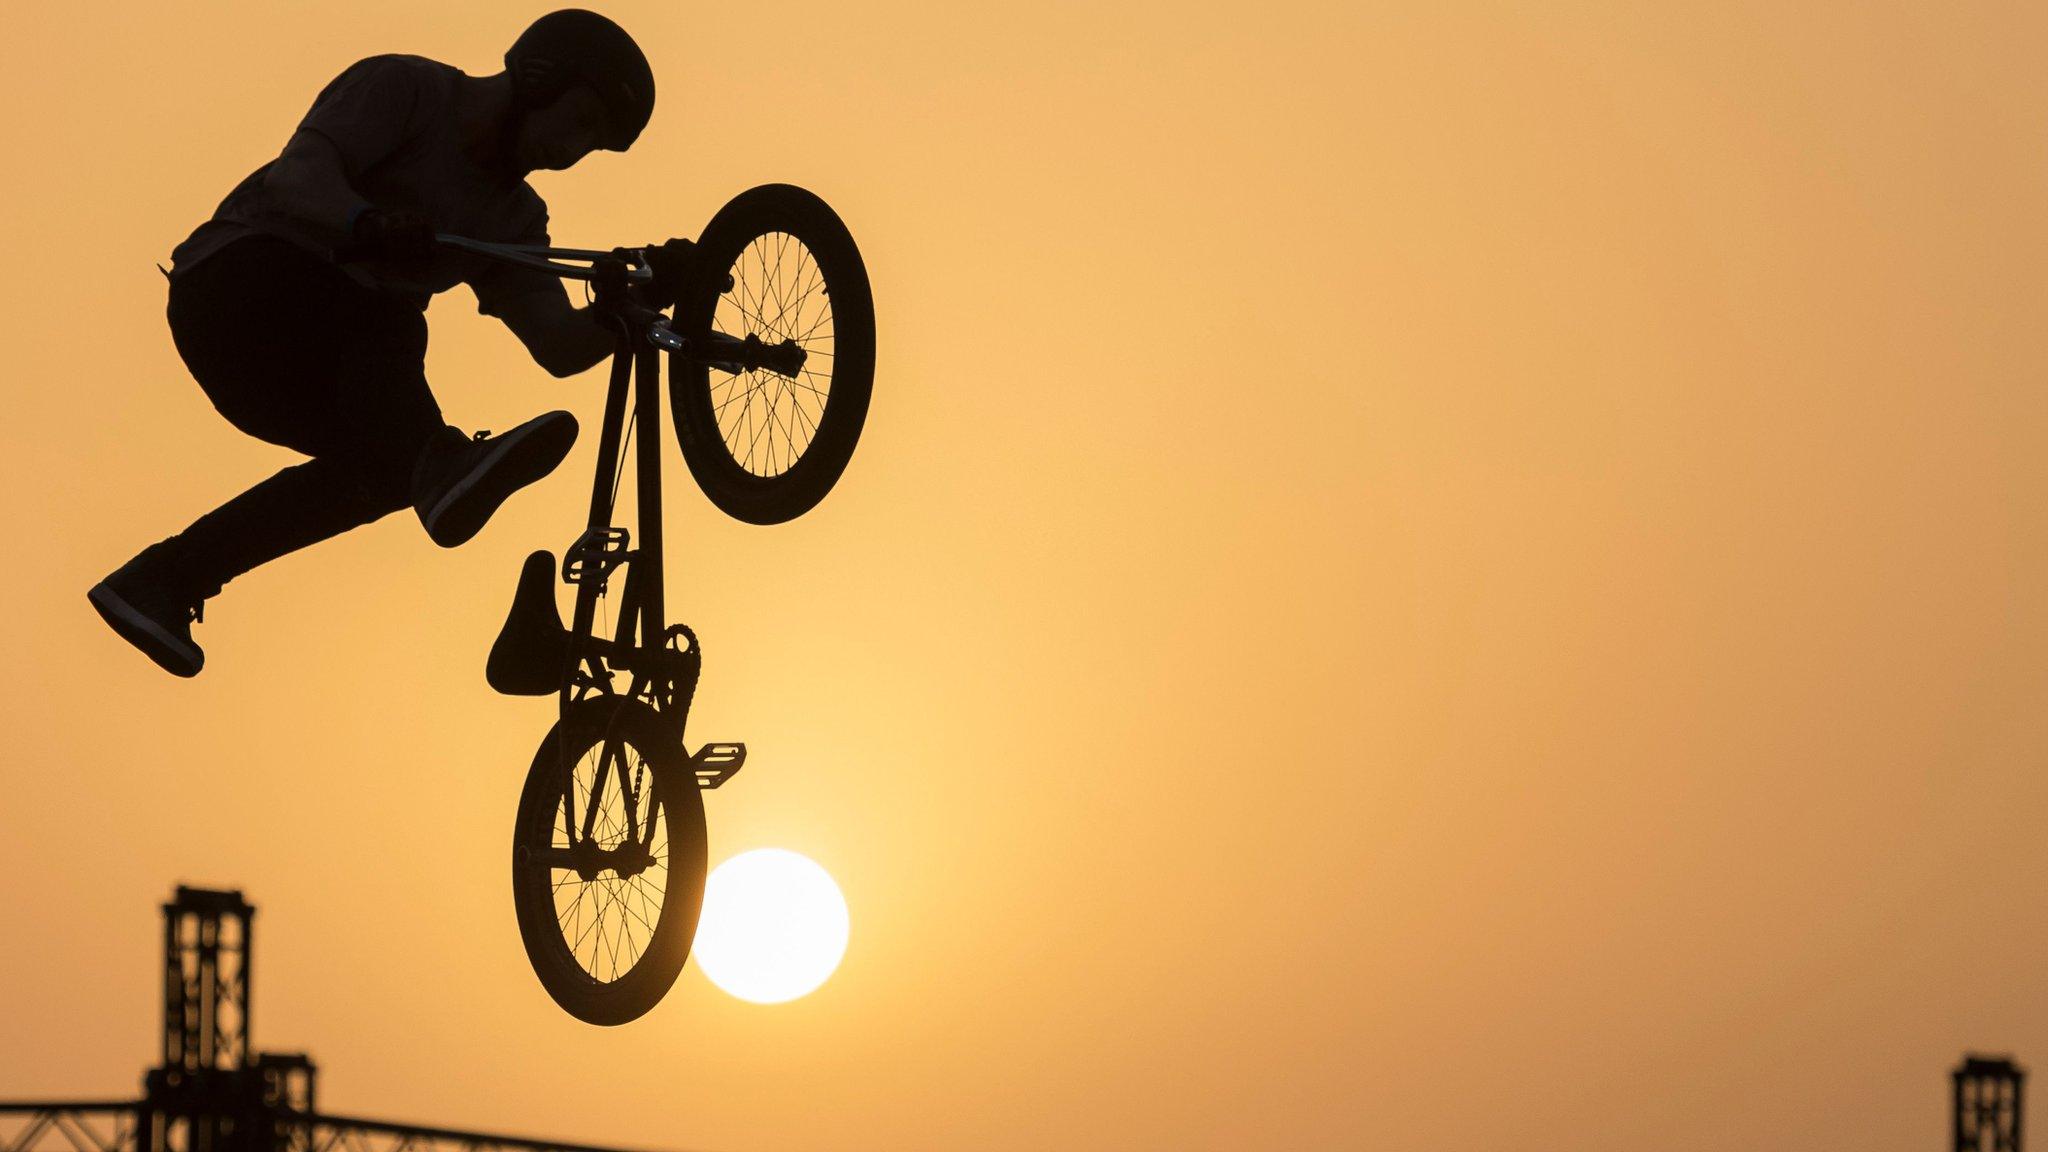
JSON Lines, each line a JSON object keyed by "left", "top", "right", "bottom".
{"left": 446, "top": 236, "right": 684, "bottom": 349}
{"left": 432, "top": 234, "right": 656, "bottom": 286}
{"left": 334, "top": 234, "right": 654, "bottom": 284}
{"left": 336, "top": 233, "right": 805, "bottom": 376}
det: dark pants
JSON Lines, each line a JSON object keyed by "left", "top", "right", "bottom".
{"left": 164, "top": 235, "right": 452, "bottom": 595}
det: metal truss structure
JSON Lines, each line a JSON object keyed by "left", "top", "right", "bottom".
{"left": 0, "top": 1104, "right": 658, "bottom": 1152}
{"left": 1956, "top": 1054, "right": 2026, "bottom": 1152}
{"left": 1, "top": 1104, "right": 137, "bottom": 1152}
{"left": 1, "top": 888, "right": 681, "bottom": 1152}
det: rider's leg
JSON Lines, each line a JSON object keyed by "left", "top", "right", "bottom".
{"left": 160, "top": 235, "right": 447, "bottom": 594}
{"left": 166, "top": 235, "right": 577, "bottom": 556}
{"left": 88, "top": 441, "right": 419, "bottom": 679}
{"left": 94, "top": 235, "right": 573, "bottom": 673}
{"left": 90, "top": 237, "right": 442, "bottom": 675}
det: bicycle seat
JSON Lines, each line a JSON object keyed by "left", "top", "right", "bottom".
{"left": 488, "top": 550, "right": 570, "bottom": 696}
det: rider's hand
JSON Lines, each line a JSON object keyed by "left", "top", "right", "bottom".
{"left": 591, "top": 255, "right": 634, "bottom": 309}
{"left": 349, "top": 205, "right": 435, "bottom": 262}
{"left": 637, "top": 238, "right": 696, "bottom": 313}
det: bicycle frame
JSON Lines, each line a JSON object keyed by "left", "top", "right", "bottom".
{"left": 491, "top": 183, "right": 869, "bottom": 1022}
{"left": 560, "top": 332, "right": 694, "bottom": 722}
{"left": 452, "top": 233, "right": 784, "bottom": 773}
{"left": 438, "top": 237, "right": 687, "bottom": 722}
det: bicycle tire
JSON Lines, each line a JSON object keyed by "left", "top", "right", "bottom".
{"left": 671, "top": 184, "right": 875, "bottom": 525}
{"left": 511, "top": 696, "right": 707, "bottom": 1025}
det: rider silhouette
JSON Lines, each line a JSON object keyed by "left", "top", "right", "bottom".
{"left": 90, "top": 9, "right": 691, "bottom": 678}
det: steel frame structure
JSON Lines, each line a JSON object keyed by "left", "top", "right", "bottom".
{"left": 1, "top": 888, "right": 684, "bottom": 1152}
{"left": 1, "top": 1105, "right": 668, "bottom": 1152}
{"left": 1956, "top": 1054, "right": 2026, "bottom": 1152}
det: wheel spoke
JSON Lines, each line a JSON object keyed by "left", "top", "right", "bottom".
{"left": 534, "top": 726, "right": 673, "bottom": 986}
{"left": 699, "top": 230, "right": 840, "bottom": 479}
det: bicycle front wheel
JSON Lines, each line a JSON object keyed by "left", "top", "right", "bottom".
{"left": 511, "top": 697, "right": 707, "bottom": 1025}
{"left": 671, "top": 184, "right": 875, "bottom": 525}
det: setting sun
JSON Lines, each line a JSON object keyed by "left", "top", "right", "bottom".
{"left": 692, "top": 849, "right": 849, "bottom": 1004}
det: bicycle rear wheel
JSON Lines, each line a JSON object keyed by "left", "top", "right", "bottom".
{"left": 511, "top": 696, "right": 707, "bottom": 1025}
{"left": 671, "top": 184, "right": 875, "bottom": 525}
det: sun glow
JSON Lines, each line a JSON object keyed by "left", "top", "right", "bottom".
{"left": 693, "top": 849, "right": 849, "bottom": 1003}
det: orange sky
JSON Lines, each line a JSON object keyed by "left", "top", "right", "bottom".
{"left": 3, "top": 1, "right": 2045, "bottom": 1148}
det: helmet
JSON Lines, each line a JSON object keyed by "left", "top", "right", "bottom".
{"left": 505, "top": 9, "right": 655, "bottom": 150}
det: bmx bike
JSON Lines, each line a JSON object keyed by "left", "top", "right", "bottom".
{"left": 446, "top": 184, "right": 873, "bottom": 1025}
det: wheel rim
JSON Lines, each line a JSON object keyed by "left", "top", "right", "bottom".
{"left": 709, "top": 230, "right": 836, "bottom": 479}
{"left": 546, "top": 732, "right": 671, "bottom": 985}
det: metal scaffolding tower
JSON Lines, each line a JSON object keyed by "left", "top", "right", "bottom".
{"left": 1, "top": 886, "right": 686, "bottom": 1152}
{"left": 143, "top": 886, "right": 262, "bottom": 1152}
{"left": 1956, "top": 1054, "right": 2026, "bottom": 1152}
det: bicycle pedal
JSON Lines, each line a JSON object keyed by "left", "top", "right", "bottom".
{"left": 690, "top": 742, "right": 746, "bottom": 789}
{"left": 562, "top": 527, "right": 632, "bottom": 586}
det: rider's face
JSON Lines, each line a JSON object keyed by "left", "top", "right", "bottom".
{"left": 515, "top": 84, "right": 612, "bottom": 172}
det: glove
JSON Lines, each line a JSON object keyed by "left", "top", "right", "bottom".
{"left": 349, "top": 205, "right": 435, "bottom": 262}
{"left": 591, "top": 254, "right": 633, "bottom": 306}
{"left": 637, "top": 238, "right": 696, "bottom": 312}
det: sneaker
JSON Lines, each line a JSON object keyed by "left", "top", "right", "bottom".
{"left": 88, "top": 542, "right": 209, "bottom": 677}
{"left": 413, "top": 412, "right": 579, "bottom": 548}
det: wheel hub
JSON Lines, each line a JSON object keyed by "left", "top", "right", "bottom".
{"left": 564, "top": 835, "right": 655, "bottom": 882}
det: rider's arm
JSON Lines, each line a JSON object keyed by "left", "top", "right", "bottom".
{"left": 490, "top": 286, "right": 619, "bottom": 378}
{"left": 261, "top": 131, "right": 371, "bottom": 240}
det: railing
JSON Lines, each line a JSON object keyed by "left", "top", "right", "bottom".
{"left": 289, "top": 1112, "right": 671, "bottom": 1152}
{"left": 0, "top": 1105, "right": 682, "bottom": 1152}
{"left": 0, "top": 1104, "right": 137, "bottom": 1152}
